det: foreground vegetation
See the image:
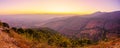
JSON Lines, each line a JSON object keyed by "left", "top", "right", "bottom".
{"left": 11, "top": 27, "right": 94, "bottom": 47}
{"left": 0, "top": 21, "right": 95, "bottom": 47}
{"left": 0, "top": 21, "right": 120, "bottom": 48}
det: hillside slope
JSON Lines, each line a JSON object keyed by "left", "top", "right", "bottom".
{"left": 0, "top": 27, "right": 120, "bottom": 48}
{"left": 0, "top": 19, "right": 120, "bottom": 48}
{"left": 88, "top": 36, "right": 120, "bottom": 48}
{"left": 0, "top": 30, "right": 30, "bottom": 48}
{"left": 41, "top": 11, "right": 120, "bottom": 41}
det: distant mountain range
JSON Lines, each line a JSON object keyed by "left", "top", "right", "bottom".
{"left": 0, "top": 14, "right": 74, "bottom": 28}
{"left": 40, "top": 11, "right": 120, "bottom": 41}
{"left": 0, "top": 11, "right": 120, "bottom": 41}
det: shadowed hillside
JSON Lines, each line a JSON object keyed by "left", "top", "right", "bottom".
{"left": 41, "top": 11, "right": 120, "bottom": 41}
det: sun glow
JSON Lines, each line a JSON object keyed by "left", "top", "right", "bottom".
{"left": 1, "top": 0, "right": 118, "bottom": 15}
{"left": 0, "top": 5, "right": 92, "bottom": 15}
{"left": 0, "top": 0, "right": 93, "bottom": 15}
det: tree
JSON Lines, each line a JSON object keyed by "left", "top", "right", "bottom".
{"left": 48, "top": 38, "right": 55, "bottom": 45}
{"left": 1, "top": 22, "right": 10, "bottom": 32}
{"left": 17, "top": 28, "right": 24, "bottom": 34}
{"left": 2, "top": 22, "right": 9, "bottom": 28}
{"left": 0, "top": 21, "right": 2, "bottom": 27}
{"left": 25, "top": 29, "right": 34, "bottom": 35}
{"left": 59, "top": 42, "right": 67, "bottom": 47}
{"left": 11, "top": 27, "right": 17, "bottom": 31}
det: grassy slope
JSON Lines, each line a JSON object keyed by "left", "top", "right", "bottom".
{"left": 1, "top": 29, "right": 120, "bottom": 48}
{"left": 0, "top": 21, "right": 120, "bottom": 48}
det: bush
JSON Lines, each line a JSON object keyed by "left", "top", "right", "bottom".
{"left": 25, "top": 29, "right": 34, "bottom": 35}
{"left": 48, "top": 38, "right": 55, "bottom": 45}
{"left": 11, "top": 27, "right": 17, "bottom": 31}
{"left": 17, "top": 28, "right": 24, "bottom": 34}
{"left": 2, "top": 22, "right": 9, "bottom": 28}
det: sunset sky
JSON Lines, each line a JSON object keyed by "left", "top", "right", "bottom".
{"left": 0, "top": 0, "right": 120, "bottom": 15}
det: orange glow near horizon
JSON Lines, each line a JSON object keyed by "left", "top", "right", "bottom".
{"left": 0, "top": 0, "right": 119, "bottom": 15}
{"left": 1, "top": 7, "right": 93, "bottom": 15}
{"left": 0, "top": 3, "right": 94, "bottom": 15}
{"left": 0, "top": 10, "right": 93, "bottom": 15}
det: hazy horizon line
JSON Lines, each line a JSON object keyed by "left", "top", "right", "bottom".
{"left": 0, "top": 10, "right": 120, "bottom": 15}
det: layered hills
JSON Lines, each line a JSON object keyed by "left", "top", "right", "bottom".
{"left": 41, "top": 11, "right": 120, "bottom": 41}
{"left": 0, "top": 11, "right": 120, "bottom": 48}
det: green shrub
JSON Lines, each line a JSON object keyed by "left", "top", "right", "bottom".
{"left": 17, "top": 28, "right": 24, "bottom": 34}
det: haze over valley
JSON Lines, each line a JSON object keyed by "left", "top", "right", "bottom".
{"left": 0, "top": 0, "right": 120, "bottom": 48}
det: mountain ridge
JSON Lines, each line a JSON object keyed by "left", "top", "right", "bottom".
{"left": 40, "top": 11, "right": 120, "bottom": 41}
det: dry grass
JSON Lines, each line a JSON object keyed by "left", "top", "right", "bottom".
{"left": 86, "top": 36, "right": 120, "bottom": 48}
{"left": 1, "top": 30, "right": 120, "bottom": 48}
{"left": 8, "top": 30, "right": 58, "bottom": 48}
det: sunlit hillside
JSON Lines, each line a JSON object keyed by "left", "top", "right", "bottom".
{"left": 0, "top": 0, "right": 120, "bottom": 48}
{"left": 0, "top": 20, "right": 120, "bottom": 48}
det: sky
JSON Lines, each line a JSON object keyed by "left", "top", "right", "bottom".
{"left": 0, "top": 0, "right": 120, "bottom": 15}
